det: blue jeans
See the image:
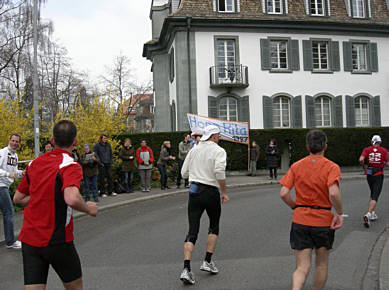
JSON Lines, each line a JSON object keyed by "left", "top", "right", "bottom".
{"left": 84, "top": 175, "right": 98, "bottom": 200}
{"left": 157, "top": 164, "right": 168, "bottom": 188}
{"left": 123, "top": 172, "right": 133, "bottom": 192}
{"left": 0, "top": 187, "right": 15, "bottom": 246}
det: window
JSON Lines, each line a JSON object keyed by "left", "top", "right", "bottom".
{"left": 218, "top": 0, "right": 235, "bottom": 12}
{"left": 270, "top": 40, "right": 288, "bottom": 70}
{"left": 312, "top": 41, "right": 328, "bottom": 70}
{"left": 219, "top": 97, "right": 238, "bottom": 121}
{"left": 355, "top": 96, "right": 370, "bottom": 127}
{"left": 352, "top": 43, "right": 368, "bottom": 71}
{"left": 315, "top": 96, "right": 331, "bottom": 127}
{"left": 267, "top": 0, "right": 283, "bottom": 14}
{"left": 352, "top": 0, "right": 366, "bottom": 18}
{"left": 216, "top": 39, "right": 236, "bottom": 80}
{"left": 310, "top": 0, "right": 325, "bottom": 15}
{"left": 273, "top": 96, "right": 290, "bottom": 128}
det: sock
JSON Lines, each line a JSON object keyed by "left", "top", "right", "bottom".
{"left": 184, "top": 260, "right": 191, "bottom": 271}
{"left": 205, "top": 252, "right": 213, "bottom": 263}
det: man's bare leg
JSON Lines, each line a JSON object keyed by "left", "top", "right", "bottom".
{"left": 314, "top": 247, "right": 329, "bottom": 290}
{"left": 63, "top": 277, "right": 82, "bottom": 290}
{"left": 184, "top": 242, "right": 195, "bottom": 260}
{"left": 25, "top": 285, "right": 45, "bottom": 290}
{"left": 368, "top": 198, "right": 377, "bottom": 213}
{"left": 293, "top": 248, "right": 312, "bottom": 290}
{"left": 206, "top": 234, "right": 218, "bottom": 253}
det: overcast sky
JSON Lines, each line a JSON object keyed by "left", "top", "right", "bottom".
{"left": 41, "top": 0, "right": 153, "bottom": 86}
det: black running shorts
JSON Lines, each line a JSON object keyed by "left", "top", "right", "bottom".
{"left": 290, "top": 222, "right": 335, "bottom": 250}
{"left": 367, "top": 174, "right": 384, "bottom": 201}
{"left": 22, "top": 241, "right": 82, "bottom": 285}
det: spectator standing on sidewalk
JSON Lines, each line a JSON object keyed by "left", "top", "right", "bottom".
{"left": 177, "top": 133, "right": 192, "bottom": 188}
{"left": 265, "top": 139, "right": 279, "bottom": 180}
{"left": 81, "top": 144, "right": 100, "bottom": 202}
{"left": 359, "top": 135, "right": 389, "bottom": 228}
{"left": 136, "top": 139, "right": 154, "bottom": 192}
{"left": 248, "top": 141, "right": 260, "bottom": 176}
{"left": 14, "top": 120, "right": 98, "bottom": 290}
{"left": 119, "top": 138, "right": 136, "bottom": 193}
{"left": 280, "top": 130, "right": 343, "bottom": 290}
{"left": 0, "top": 134, "right": 24, "bottom": 249}
{"left": 43, "top": 140, "right": 53, "bottom": 154}
{"left": 94, "top": 134, "right": 116, "bottom": 197}
{"left": 179, "top": 125, "right": 229, "bottom": 285}
{"left": 157, "top": 141, "right": 176, "bottom": 190}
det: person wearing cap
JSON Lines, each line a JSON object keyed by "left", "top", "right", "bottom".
{"left": 359, "top": 135, "right": 389, "bottom": 227}
{"left": 179, "top": 125, "right": 229, "bottom": 285}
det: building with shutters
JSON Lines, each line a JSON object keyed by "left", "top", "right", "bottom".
{"left": 143, "top": 0, "right": 389, "bottom": 132}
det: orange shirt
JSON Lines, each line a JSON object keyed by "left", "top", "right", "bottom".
{"left": 280, "top": 155, "right": 341, "bottom": 227}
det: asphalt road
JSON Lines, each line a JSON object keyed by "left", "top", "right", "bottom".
{"left": 1, "top": 179, "right": 389, "bottom": 289}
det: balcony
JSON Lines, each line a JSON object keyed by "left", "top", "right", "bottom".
{"left": 209, "top": 65, "right": 249, "bottom": 89}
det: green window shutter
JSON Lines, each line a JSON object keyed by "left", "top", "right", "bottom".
{"left": 305, "top": 95, "right": 315, "bottom": 128}
{"left": 345, "top": 95, "right": 355, "bottom": 127}
{"left": 260, "top": 39, "right": 271, "bottom": 71}
{"left": 332, "top": 95, "right": 343, "bottom": 128}
{"left": 290, "top": 40, "right": 300, "bottom": 71}
{"left": 369, "top": 43, "right": 378, "bottom": 72}
{"left": 372, "top": 95, "right": 381, "bottom": 127}
{"left": 343, "top": 42, "right": 352, "bottom": 72}
{"left": 208, "top": 96, "right": 218, "bottom": 118}
{"left": 330, "top": 41, "right": 340, "bottom": 72}
{"left": 302, "top": 40, "right": 313, "bottom": 71}
{"left": 291, "top": 95, "right": 302, "bottom": 128}
{"left": 239, "top": 95, "right": 250, "bottom": 123}
{"left": 263, "top": 95, "right": 273, "bottom": 128}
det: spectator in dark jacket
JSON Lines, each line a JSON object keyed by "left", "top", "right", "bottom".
{"left": 157, "top": 141, "right": 176, "bottom": 190}
{"left": 177, "top": 133, "right": 192, "bottom": 188}
{"left": 81, "top": 144, "right": 100, "bottom": 202}
{"left": 248, "top": 141, "right": 260, "bottom": 176}
{"left": 119, "top": 138, "right": 136, "bottom": 193}
{"left": 265, "top": 139, "right": 279, "bottom": 180}
{"left": 93, "top": 134, "right": 115, "bottom": 197}
{"left": 136, "top": 140, "right": 154, "bottom": 192}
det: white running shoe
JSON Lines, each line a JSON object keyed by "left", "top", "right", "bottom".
{"left": 363, "top": 212, "right": 371, "bottom": 228}
{"left": 180, "top": 268, "right": 195, "bottom": 285}
{"left": 200, "top": 260, "right": 219, "bottom": 274}
{"left": 6, "top": 240, "right": 21, "bottom": 249}
{"left": 112, "top": 192, "right": 117, "bottom": 196}
{"left": 102, "top": 194, "right": 108, "bottom": 198}
{"left": 371, "top": 211, "right": 378, "bottom": 221}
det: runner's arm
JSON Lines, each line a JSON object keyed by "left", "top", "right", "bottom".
{"left": 329, "top": 183, "right": 343, "bottom": 215}
{"left": 280, "top": 186, "right": 296, "bottom": 209}
{"left": 64, "top": 186, "right": 97, "bottom": 217}
{"left": 13, "top": 190, "right": 30, "bottom": 205}
{"left": 217, "top": 179, "right": 229, "bottom": 203}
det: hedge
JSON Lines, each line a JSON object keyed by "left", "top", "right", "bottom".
{"left": 117, "top": 127, "right": 389, "bottom": 171}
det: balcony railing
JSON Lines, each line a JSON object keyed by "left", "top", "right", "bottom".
{"left": 210, "top": 65, "right": 249, "bottom": 89}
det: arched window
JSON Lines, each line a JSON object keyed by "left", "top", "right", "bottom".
{"left": 219, "top": 97, "right": 238, "bottom": 121}
{"left": 272, "top": 96, "right": 290, "bottom": 128}
{"left": 315, "top": 96, "right": 331, "bottom": 127}
{"left": 355, "top": 96, "right": 370, "bottom": 127}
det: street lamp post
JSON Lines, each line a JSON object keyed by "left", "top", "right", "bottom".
{"left": 33, "top": 0, "right": 40, "bottom": 157}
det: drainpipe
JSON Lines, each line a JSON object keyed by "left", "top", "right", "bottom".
{"left": 187, "top": 17, "right": 192, "bottom": 114}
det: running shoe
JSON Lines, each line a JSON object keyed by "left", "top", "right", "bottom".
{"left": 102, "top": 194, "right": 108, "bottom": 198}
{"left": 363, "top": 212, "right": 371, "bottom": 228}
{"left": 6, "top": 240, "right": 21, "bottom": 249}
{"left": 371, "top": 211, "right": 378, "bottom": 221}
{"left": 180, "top": 268, "right": 195, "bottom": 285}
{"left": 112, "top": 192, "right": 117, "bottom": 196}
{"left": 200, "top": 260, "right": 219, "bottom": 274}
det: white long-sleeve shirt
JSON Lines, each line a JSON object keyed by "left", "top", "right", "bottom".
{"left": 181, "top": 141, "right": 226, "bottom": 188}
{"left": 0, "top": 146, "right": 23, "bottom": 187}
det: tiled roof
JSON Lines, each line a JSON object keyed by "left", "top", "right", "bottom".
{"left": 171, "top": 0, "right": 389, "bottom": 25}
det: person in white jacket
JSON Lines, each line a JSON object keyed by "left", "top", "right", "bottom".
{"left": 0, "top": 134, "right": 24, "bottom": 249}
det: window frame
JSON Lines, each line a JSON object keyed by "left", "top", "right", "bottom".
{"left": 311, "top": 40, "right": 330, "bottom": 72}
{"left": 310, "top": 0, "right": 326, "bottom": 16}
{"left": 350, "top": 0, "right": 370, "bottom": 18}
{"left": 214, "top": 36, "right": 240, "bottom": 82}
{"left": 266, "top": 0, "right": 283, "bottom": 14}
{"left": 270, "top": 39, "right": 289, "bottom": 71}
{"left": 219, "top": 96, "right": 239, "bottom": 121}
{"left": 314, "top": 96, "right": 332, "bottom": 127}
{"left": 354, "top": 95, "right": 370, "bottom": 127}
{"left": 351, "top": 41, "right": 369, "bottom": 73}
{"left": 217, "top": 0, "right": 236, "bottom": 13}
{"left": 272, "top": 96, "right": 291, "bottom": 128}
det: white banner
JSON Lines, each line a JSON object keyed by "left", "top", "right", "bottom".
{"left": 187, "top": 113, "right": 249, "bottom": 145}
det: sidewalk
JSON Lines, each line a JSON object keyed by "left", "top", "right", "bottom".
{"left": 2, "top": 171, "right": 389, "bottom": 288}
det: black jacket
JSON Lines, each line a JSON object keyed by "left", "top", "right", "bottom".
{"left": 265, "top": 145, "right": 279, "bottom": 168}
{"left": 93, "top": 142, "right": 113, "bottom": 165}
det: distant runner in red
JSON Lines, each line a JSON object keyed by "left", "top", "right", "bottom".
{"left": 359, "top": 135, "right": 389, "bottom": 228}
{"left": 13, "top": 120, "right": 98, "bottom": 290}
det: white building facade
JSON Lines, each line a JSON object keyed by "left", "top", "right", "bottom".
{"left": 143, "top": 0, "right": 389, "bottom": 132}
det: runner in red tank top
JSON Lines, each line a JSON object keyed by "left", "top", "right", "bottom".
{"left": 359, "top": 135, "right": 389, "bottom": 228}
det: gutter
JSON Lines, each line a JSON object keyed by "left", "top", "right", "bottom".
{"left": 187, "top": 17, "right": 192, "bottom": 114}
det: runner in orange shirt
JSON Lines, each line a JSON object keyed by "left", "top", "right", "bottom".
{"left": 280, "top": 130, "right": 343, "bottom": 290}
